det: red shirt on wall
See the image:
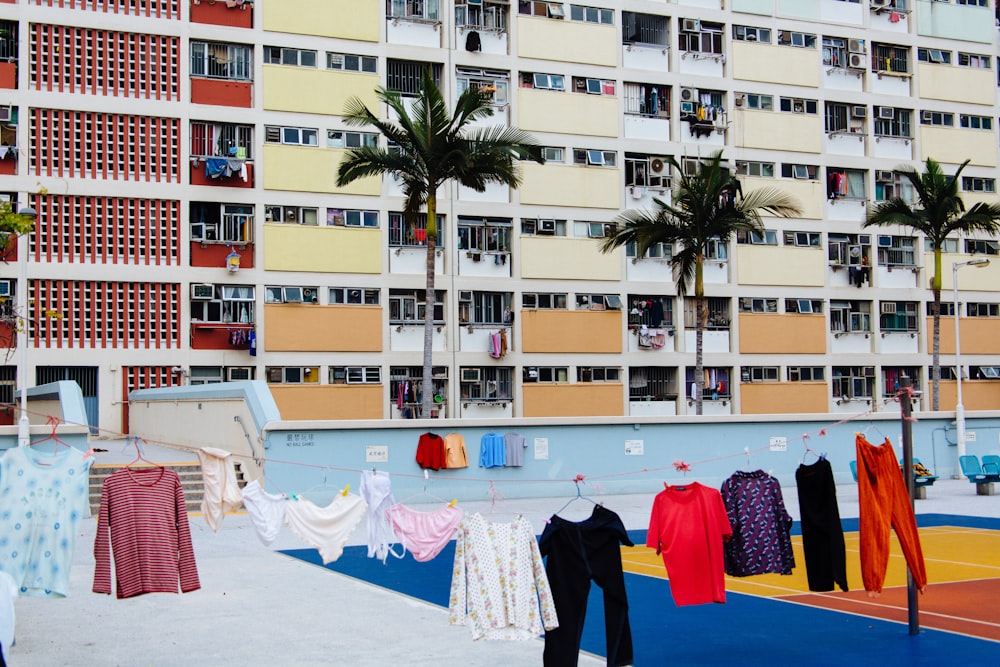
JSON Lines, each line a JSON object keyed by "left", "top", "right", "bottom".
{"left": 415, "top": 432, "right": 445, "bottom": 471}
{"left": 646, "top": 482, "right": 733, "bottom": 606}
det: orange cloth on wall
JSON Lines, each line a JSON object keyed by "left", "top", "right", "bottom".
{"left": 855, "top": 435, "right": 927, "bottom": 595}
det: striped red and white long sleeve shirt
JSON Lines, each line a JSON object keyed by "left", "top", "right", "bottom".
{"left": 92, "top": 467, "right": 201, "bottom": 599}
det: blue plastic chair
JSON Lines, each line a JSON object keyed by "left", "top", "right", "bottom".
{"left": 959, "top": 455, "right": 1000, "bottom": 483}
{"left": 849, "top": 460, "right": 858, "bottom": 482}
{"left": 911, "top": 458, "right": 938, "bottom": 487}
{"left": 982, "top": 454, "right": 1000, "bottom": 477}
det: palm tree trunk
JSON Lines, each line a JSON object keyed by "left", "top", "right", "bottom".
{"left": 421, "top": 197, "right": 437, "bottom": 420}
{"left": 694, "top": 257, "right": 705, "bottom": 416}
{"left": 931, "top": 247, "right": 942, "bottom": 412}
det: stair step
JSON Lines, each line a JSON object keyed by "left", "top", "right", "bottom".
{"left": 88, "top": 461, "right": 247, "bottom": 517}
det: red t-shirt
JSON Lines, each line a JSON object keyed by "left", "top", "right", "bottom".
{"left": 646, "top": 482, "right": 733, "bottom": 606}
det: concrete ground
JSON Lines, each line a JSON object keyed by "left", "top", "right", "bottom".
{"left": 9, "top": 445, "right": 1000, "bottom": 666}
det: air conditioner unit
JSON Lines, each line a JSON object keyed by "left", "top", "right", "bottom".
{"left": 877, "top": 106, "right": 894, "bottom": 120}
{"left": 921, "top": 110, "right": 933, "bottom": 123}
{"left": 0, "top": 106, "right": 11, "bottom": 123}
{"left": 848, "top": 39, "right": 866, "bottom": 55}
{"left": 461, "top": 368, "right": 481, "bottom": 383}
{"left": 538, "top": 219, "right": 556, "bottom": 234}
{"left": 603, "top": 224, "right": 616, "bottom": 238}
{"left": 679, "top": 87, "right": 697, "bottom": 102}
{"left": 851, "top": 105, "right": 867, "bottom": 119}
{"left": 650, "top": 158, "right": 666, "bottom": 174}
{"left": 876, "top": 170, "right": 894, "bottom": 182}
{"left": 871, "top": 0, "right": 890, "bottom": 8}
{"left": 191, "top": 284, "right": 214, "bottom": 300}
{"left": 878, "top": 235, "right": 893, "bottom": 247}
{"left": 682, "top": 19, "right": 701, "bottom": 32}
{"left": 848, "top": 53, "right": 866, "bottom": 69}
{"left": 858, "top": 235, "right": 871, "bottom": 245}
{"left": 680, "top": 101, "right": 695, "bottom": 114}
{"left": 459, "top": 290, "right": 473, "bottom": 302}
{"left": 734, "top": 95, "right": 745, "bottom": 107}
{"left": 881, "top": 302, "right": 897, "bottom": 314}
{"left": 0, "top": 279, "right": 10, "bottom": 297}
{"left": 227, "top": 367, "right": 251, "bottom": 381}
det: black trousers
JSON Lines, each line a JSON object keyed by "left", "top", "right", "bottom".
{"left": 539, "top": 504, "right": 633, "bottom": 667}
{"left": 796, "top": 458, "right": 849, "bottom": 592}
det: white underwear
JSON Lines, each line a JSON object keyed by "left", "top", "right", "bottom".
{"left": 240, "top": 480, "right": 287, "bottom": 546}
{"left": 284, "top": 493, "right": 367, "bottom": 564}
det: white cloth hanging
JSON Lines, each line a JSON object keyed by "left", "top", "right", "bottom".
{"left": 197, "top": 447, "right": 244, "bottom": 532}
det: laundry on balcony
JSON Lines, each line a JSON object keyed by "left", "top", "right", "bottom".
{"left": 0, "top": 145, "right": 15, "bottom": 159}
{"left": 204, "top": 157, "right": 248, "bottom": 181}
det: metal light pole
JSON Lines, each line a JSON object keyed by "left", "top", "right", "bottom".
{"left": 952, "top": 258, "right": 990, "bottom": 469}
{"left": 16, "top": 205, "right": 37, "bottom": 448}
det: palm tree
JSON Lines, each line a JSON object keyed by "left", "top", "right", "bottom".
{"left": 601, "top": 151, "right": 801, "bottom": 415}
{"left": 337, "top": 71, "right": 543, "bottom": 419}
{"left": 864, "top": 157, "right": 1000, "bottom": 411}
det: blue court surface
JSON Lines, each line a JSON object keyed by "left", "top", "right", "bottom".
{"left": 282, "top": 515, "right": 1000, "bottom": 667}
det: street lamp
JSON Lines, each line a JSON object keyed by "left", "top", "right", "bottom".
{"left": 17, "top": 205, "right": 37, "bottom": 448}
{"left": 952, "top": 257, "right": 990, "bottom": 469}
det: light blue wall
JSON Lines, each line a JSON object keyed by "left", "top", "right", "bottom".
{"left": 915, "top": 0, "right": 994, "bottom": 43}
{"left": 262, "top": 415, "right": 1000, "bottom": 503}
{"left": 0, "top": 381, "right": 92, "bottom": 452}
{"left": 777, "top": 0, "right": 817, "bottom": 20}
{"left": 732, "top": 0, "right": 773, "bottom": 16}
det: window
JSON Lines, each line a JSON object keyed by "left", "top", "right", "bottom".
{"left": 264, "top": 126, "right": 318, "bottom": 146}
{"left": 971, "top": 366, "right": 1000, "bottom": 379}
{"left": 627, "top": 295, "right": 673, "bottom": 327}
{"left": 458, "top": 291, "right": 511, "bottom": 325}
{"left": 329, "top": 287, "right": 380, "bottom": 305}
{"left": 572, "top": 148, "right": 616, "bottom": 166}
{"left": 326, "top": 131, "right": 378, "bottom": 149}
{"left": 460, "top": 366, "right": 511, "bottom": 402}
{"left": 783, "top": 231, "right": 821, "bottom": 247}
{"left": 822, "top": 37, "right": 847, "bottom": 68}
{"left": 788, "top": 367, "right": 824, "bottom": 382}
{"left": 956, "top": 0, "right": 988, "bottom": 5}
{"left": 785, "top": 299, "right": 823, "bottom": 314}
{"left": 518, "top": 1, "right": 565, "bottom": 18}
{"left": 931, "top": 302, "right": 956, "bottom": 317}
{"left": 879, "top": 301, "right": 918, "bottom": 332}
{"left": 326, "top": 52, "right": 377, "bottom": 73}
{"left": 736, "top": 161, "right": 775, "bottom": 178}
{"left": 456, "top": 0, "right": 510, "bottom": 31}
{"left": 875, "top": 172, "right": 916, "bottom": 203}
{"left": 576, "top": 293, "right": 622, "bottom": 310}
{"left": 832, "top": 366, "right": 875, "bottom": 400}
{"left": 684, "top": 297, "right": 730, "bottom": 329}
{"left": 541, "top": 147, "right": 565, "bottom": 162}
{"left": 741, "top": 94, "right": 773, "bottom": 111}
{"left": 678, "top": 20, "right": 723, "bottom": 55}
{"left": 626, "top": 240, "right": 673, "bottom": 260}
{"left": 569, "top": 4, "right": 612, "bottom": 24}
{"left": 388, "top": 212, "right": 446, "bottom": 246}
{"left": 571, "top": 76, "right": 616, "bottom": 96}
{"left": 873, "top": 108, "right": 911, "bottom": 139}
{"left": 625, "top": 154, "right": 670, "bottom": 188}
{"left": 628, "top": 367, "right": 678, "bottom": 401}
{"left": 457, "top": 217, "right": 512, "bottom": 254}
{"left": 779, "top": 97, "right": 818, "bottom": 114}
{"left": 577, "top": 367, "right": 621, "bottom": 382}
{"left": 191, "top": 42, "right": 252, "bottom": 81}
{"left": 732, "top": 25, "right": 770, "bottom": 43}
{"left": 327, "top": 209, "right": 379, "bottom": 227}
{"left": 263, "top": 47, "right": 317, "bottom": 68}
{"left": 387, "top": 0, "right": 440, "bottom": 20}
{"left": 522, "top": 366, "right": 568, "bottom": 383}
{"left": 962, "top": 176, "right": 996, "bottom": 193}
{"left": 925, "top": 238, "right": 958, "bottom": 253}
{"left": 704, "top": 238, "right": 728, "bottom": 261}
{"left": 872, "top": 43, "right": 909, "bottom": 74}
{"left": 522, "top": 293, "right": 568, "bottom": 309}
{"left": 965, "top": 239, "right": 1000, "bottom": 255}
{"left": 622, "top": 12, "right": 668, "bottom": 47}
{"left": 521, "top": 218, "right": 567, "bottom": 237}
{"left": 830, "top": 300, "right": 871, "bottom": 334}
{"left": 264, "top": 286, "right": 319, "bottom": 304}
{"left": 960, "top": 114, "right": 992, "bottom": 130}
{"left": 456, "top": 68, "right": 510, "bottom": 106}
{"left": 777, "top": 30, "right": 816, "bottom": 48}
{"left": 782, "top": 163, "right": 819, "bottom": 180}
{"left": 190, "top": 122, "right": 253, "bottom": 159}
{"left": 266, "top": 366, "right": 319, "bottom": 384}
{"left": 190, "top": 367, "right": 223, "bottom": 385}
{"left": 920, "top": 111, "right": 954, "bottom": 127}
{"left": 736, "top": 230, "right": 778, "bottom": 245}
{"left": 391, "top": 366, "right": 449, "bottom": 416}
{"left": 575, "top": 221, "right": 616, "bottom": 239}
{"left": 828, "top": 233, "right": 870, "bottom": 266}
{"left": 330, "top": 366, "right": 381, "bottom": 384}
{"left": 522, "top": 71, "right": 565, "bottom": 91}
{"left": 386, "top": 59, "right": 442, "bottom": 95}
{"left": 876, "top": 235, "right": 916, "bottom": 267}
{"left": 685, "top": 367, "right": 731, "bottom": 398}
{"left": 191, "top": 203, "right": 253, "bottom": 243}
{"left": 958, "top": 52, "right": 990, "bottom": 69}
{"left": 190, "top": 285, "right": 255, "bottom": 324}
{"left": 389, "top": 289, "right": 444, "bottom": 324}
{"left": 623, "top": 84, "right": 669, "bottom": 118}
{"left": 738, "top": 298, "right": 778, "bottom": 313}
{"left": 917, "top": 48, "right": 952, "bottom": 65}
{"left": 265, "top": 205, "right": 318, "bottom": 225}
{"left": 824, "top": 102, "right": 852, "bottom": 133}
{"left": 741, "top": 366, "right": 778, "bottom": 382}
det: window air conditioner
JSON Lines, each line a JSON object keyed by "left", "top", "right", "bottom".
{"left": 877, "top": 106, "right": 894, "bottom": 120}
{"left": 191, "top": 284, "right": 214, "bottom": 300}
{"left": 921, "top": 110, "right": 934, "bottom": 123}
{"left": 227, "top": 367, "right": 251, "bottom": 381}
{"left": 0, "top": 106, "right": 11, "bottom": 123}
{"left": 459, "top": 290, "right": 473, "bottom": 302}
{"left": 876, "top": 170, "right": 894, "bottom": 182}
{"left": 878, "top": 235, "right": 893, "bottom": 247}
{"left": 851, "top": 106, "right": 867, "bottom": 119}
{"left": 858, "top": 235, "right": 871, "bottom": 245}
{"left": 538, "top": 219, "right": 556, "bottom": 234}
{"left": 881, "top": 302, "right": 897, "bottom": 314}
{"left": 679, "top": 87, "right": 697, "bottom": 102}
{"left": 848, "top": 53, "right": 866, "bottom": 69}
{"left": 461, "top": 368, "right": 481, "bottom": 383}
{"left": 848, "top": 39, "right": 866, "bottom": 55}
{"left": 682, "top": 19, "right": 701, "bottom": 32}
{"left": 0, "top": 279, "right": 10, "bottom": 297}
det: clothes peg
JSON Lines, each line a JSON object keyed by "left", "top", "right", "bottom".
{"left": 448, "top": 499, "right": 458, "bottom": 507}
{"left": 342, "top": 485, "right": 350, "bottom": 497}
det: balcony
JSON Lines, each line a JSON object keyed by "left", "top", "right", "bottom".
{"left": 191, "top": 0, "right": 254, "bottom": 28}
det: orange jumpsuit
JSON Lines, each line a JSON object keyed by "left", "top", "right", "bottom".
{"left": 855, "top": 435, "right": 927, "bottom": 594}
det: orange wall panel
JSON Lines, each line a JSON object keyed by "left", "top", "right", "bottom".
{"left": 0, "top": 62, "right": 15, "bottom": 89}
{"left": 738, "top": 313, "right": 827, "bottom": 354}
{"left": 190, "top": 161, "right": 254, "bottom": 188}
{"left": 0, "top": 158, "right": 15, "bottom": 176}
{"left": 929, "top": 316, "right": 1000, "bottom": 355}
{"left": 522, "top": 383, "right": 624, "bottom": 418}
{"left": 190, "top": 242, "right": 254, "bottom": 269}
{"left": 938, "top": 380, "right": 1000, "bottom": 412}
{"left": 191, "top": 78, "right": 252, "bottom": 108}
{"left": 264, "top": 304, "right": 382, "bottom": 352}
{"left": 190, "top": 324, "right": 253, "bottom": 351}
{"left": 271, "top": 384, "right": 383, "bottom": 421}
{"left": 191, "top": 1, "right": 254, "bottom": 28}
{"left": 521, "top": 310, "right": 622, "bottom": 353}
{"left": 740, "top": 382, "right": 829, "bottom": 414}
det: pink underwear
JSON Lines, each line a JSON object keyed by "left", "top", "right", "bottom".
{"left": 387, "top": 503, "right": 464, "bottom": 562}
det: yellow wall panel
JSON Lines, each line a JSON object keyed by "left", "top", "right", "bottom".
{"left": 919, "top": 127, "right": 997, "bottom": 168}
{"left": 263, "top": 66, "right": 379, "bottom": 115}
{"left": 917, "top": 64, "right": 994, "bottom": 106}
{"left": 518, "top": 88, "right": 619, "bottom": 137}
{"left": 263, "top": 144, "right": 382, "bottom": 194}
{"left": 738, "top": 313, "right": 827, "bottom": 353}
{"left": 929, "top": 316, "right": 1000, "bottom": 355}
{"left": 740, "top": 176, "right": 824, "bottom": 219}
{"left": 731, "top": 43, "right": 820, "bottom": 88}
{"left": 263, "top": 224, "right": 382, "bottom": 274}
{"left": 518, "top": 162, "right": 620, "bottom": 209}
{"left": 522, "top": 383, "right": 624, "bottom": 417}
{"left": 264, "top": 304, "right": 382, "bottom": 352}
{"left": 520, "top": 237, "right": 621, "bottom": 281}
{"left": 939, "top": 380, "right": 1000, "bottom": 412}
{"left": 271, "top": 385, "right": 384, "bottom": 420}
{"left": 740, "top": 382, "right": 828, "bottom": 414}
{"left": 734, "top": 110, "right": 823, "bottom": 154}
{"left": 736, "top": 246, "right": 826, "bottom": 286}
{"left": 521, "top": 310, "right": 622, "bottom": 353}
{"left": 263, "top": 0, "right": 379, "bottom": 41}
{"left": 517, "top": 16, "right": 618, "bottom": 67}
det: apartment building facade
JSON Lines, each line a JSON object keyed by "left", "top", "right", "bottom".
{"left": 0, "top": 0, "right": 999, "bottom": 434}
